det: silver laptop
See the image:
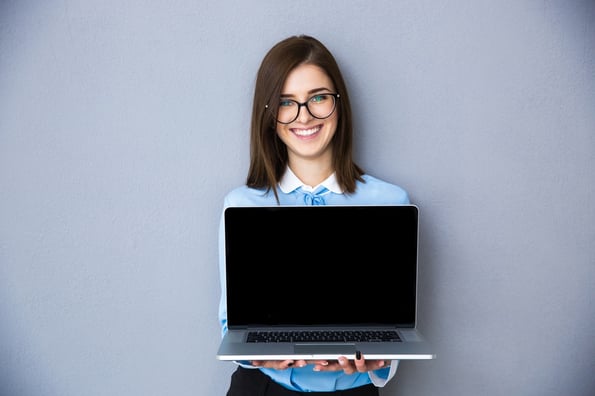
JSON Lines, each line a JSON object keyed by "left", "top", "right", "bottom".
{"left": 216, "top": 204, "right": 435, "bottom": 361}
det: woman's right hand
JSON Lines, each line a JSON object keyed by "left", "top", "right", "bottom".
{"left": 250, "top": 360, "right": 328, "bottom": 370}
{"left": 250, "top": 353, "right": 387, "bottom": 373}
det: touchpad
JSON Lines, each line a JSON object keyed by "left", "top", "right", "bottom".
{"left": 294, "top": 344, "right": 356, "bottom": 355}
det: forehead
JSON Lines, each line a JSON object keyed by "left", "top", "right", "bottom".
{"left": 282, "top": 64, "right": 334, "bottom": 94}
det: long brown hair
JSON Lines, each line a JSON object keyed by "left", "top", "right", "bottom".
{"left": 246, "top": 35, "right": 364, "bottom": 201}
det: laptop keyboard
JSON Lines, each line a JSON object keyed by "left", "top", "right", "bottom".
{"left": 246, "top": 330, "right": 401, "bottom": 343}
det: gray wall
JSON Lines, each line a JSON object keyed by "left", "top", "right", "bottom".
{"left": 1, "top": 1, "right": 594, "bottom": 395}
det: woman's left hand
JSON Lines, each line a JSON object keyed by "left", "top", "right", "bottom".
{"left": 312, "top": 352, "right": 389, "bottom": 373}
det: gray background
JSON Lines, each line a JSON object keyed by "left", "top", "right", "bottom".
{"left": 1, "top": 1, "right": 594, "bottom": 395}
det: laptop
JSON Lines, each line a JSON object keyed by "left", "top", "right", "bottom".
{"left": 216, "top": 204, "right": 435, "bottom": 361}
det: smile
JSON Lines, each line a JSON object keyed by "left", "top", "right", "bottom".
{"left": 291, "top": 126, "right": 321, "bottom": 137}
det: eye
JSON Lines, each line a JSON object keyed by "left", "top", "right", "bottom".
{"left": 310, "top": 94, "right": 327, "bottom": 103}
{"left": 279, "top": 99, "right": 295, "bottom": 107}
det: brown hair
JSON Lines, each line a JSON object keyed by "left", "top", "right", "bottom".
{"left": 246, "top": 35, "right": 364, "bottom": 201}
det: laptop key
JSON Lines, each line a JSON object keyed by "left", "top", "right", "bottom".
{"left": 246, "top": 330, "right": 402, "bottom": 343}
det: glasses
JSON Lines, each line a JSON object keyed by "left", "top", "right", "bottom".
{"left": 266, "top": 93, "right": 340, "bottom": 124}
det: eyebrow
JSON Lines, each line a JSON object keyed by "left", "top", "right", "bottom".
{"left": 280, "top": 87, "right": 334, "bottom": 98}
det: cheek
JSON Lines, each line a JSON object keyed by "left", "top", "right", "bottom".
{"left": 326, "top": 117, "right": 338, "bottom": 135}
{"left": 275, "top": 125, "right": 284, "bottom": 137}
{"left": 275, "top": 125, "right": 290, "bottom": 143}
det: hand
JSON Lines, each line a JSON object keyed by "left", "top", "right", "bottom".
{"left": 250, "top": 352, "right": 389, "bottom": 373}
{"left": 249, "top": 359, "right": 318, "bottom": 370}
{"left": 312, "top": 352, "right": 389, "bottom": 374}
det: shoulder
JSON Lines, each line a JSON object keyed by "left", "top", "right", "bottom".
{"left": 353, "top": 174, "right": 410, "bottom": 204}
{"left": 223, "top": 185, "right": 278, "bottom": 207}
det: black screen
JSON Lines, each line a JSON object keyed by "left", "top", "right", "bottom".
{"left": 224, "top": 205, "right": 418, "bottom": 328}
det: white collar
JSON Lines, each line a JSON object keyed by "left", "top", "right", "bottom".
{"left": 279, "top": 166, "right": 344, "bottom": 194}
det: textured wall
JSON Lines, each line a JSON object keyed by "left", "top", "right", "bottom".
{"left": 1, "top": 1, "right": 594, "bottom": 395}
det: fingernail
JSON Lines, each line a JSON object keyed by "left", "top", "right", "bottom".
{"left": 355, "top": 350, "right": 361, "bottom": 360}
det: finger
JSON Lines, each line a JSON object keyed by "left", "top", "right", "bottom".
{"left": 292, "top": 359, "right": 308, "bottom": 368}
{"left": 338, "top": 356, "right": 355, "bottom": 374}
{"left": 308, "top": 359, "right": 329, "bottom": 366}
{"left": 312, "top": 360, "right": 333, "bottom": 371}
{"left": 281, "top": 360, "right": 296, "bottom": 369}
{"left": 354, "top": 351, "right": 367, "bottom": 373}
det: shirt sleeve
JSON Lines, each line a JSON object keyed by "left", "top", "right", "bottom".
{"left": 218, "top": 204, "right": 228, "bottom": 338}
{"left": 368, "top": 360, "right": 399, "bottom": 386}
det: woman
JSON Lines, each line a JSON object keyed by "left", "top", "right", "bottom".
{"left": 219, "top": 35, "right": 410, "bottom": 395}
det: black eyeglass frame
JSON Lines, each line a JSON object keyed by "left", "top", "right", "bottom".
{"left": 265, "top": 93, "right": 340, "bottom": 125}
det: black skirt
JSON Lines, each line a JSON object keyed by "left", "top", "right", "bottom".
{"left": 226, "top": 366, "right": 380, "bottom": 396}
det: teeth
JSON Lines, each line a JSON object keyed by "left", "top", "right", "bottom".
{"left": 294, "top": 127, "right": 320, "bottom": 136}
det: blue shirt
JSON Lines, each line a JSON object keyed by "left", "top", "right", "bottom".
{"left": 218, "top": 171, "right": 410, "bottom": 392}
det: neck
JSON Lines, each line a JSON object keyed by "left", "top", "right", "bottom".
{"left": 288, "top": 154, "right": 334, "bottom": 187}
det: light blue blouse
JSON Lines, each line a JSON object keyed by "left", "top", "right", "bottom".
{"left": 217, "top": 172, "right": 410, "bottom": 392}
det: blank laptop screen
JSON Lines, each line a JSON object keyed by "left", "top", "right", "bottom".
{"left": 224, "top": 205, "right": 418, "bottom": 328}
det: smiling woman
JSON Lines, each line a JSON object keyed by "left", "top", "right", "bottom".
{"left": 217, "top": 35, "right": 411, "bottom": 396}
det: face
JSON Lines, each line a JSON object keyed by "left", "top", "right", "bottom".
{"left": 275, "top": 63, "right": 338, "bottom": 165}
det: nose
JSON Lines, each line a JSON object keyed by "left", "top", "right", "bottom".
{"left": 295, "top": 103, "right": 313, "bottom": 122}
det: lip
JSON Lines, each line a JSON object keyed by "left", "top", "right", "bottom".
{"left": 290, "top": 124, "right": 322, "bottom": 138}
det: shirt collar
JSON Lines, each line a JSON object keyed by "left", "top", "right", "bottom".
{"left": 279, "top": 166, "right": 344, "bottom": 194}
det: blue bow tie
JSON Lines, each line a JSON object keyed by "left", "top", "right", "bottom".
{"left": 301, "top": 186, "right": 328, "bottom": 206}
